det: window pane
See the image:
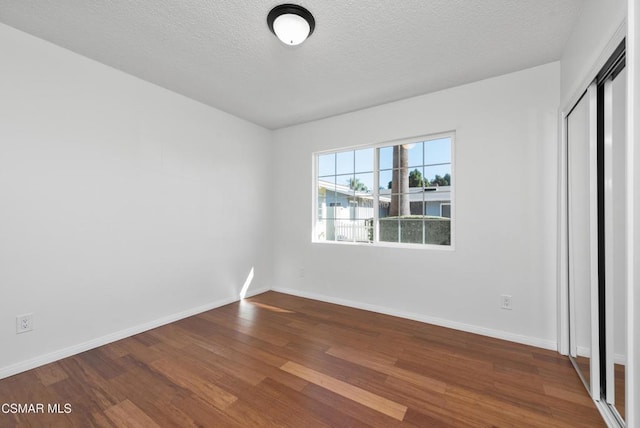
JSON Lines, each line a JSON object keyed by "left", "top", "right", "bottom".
{"left": 379, "top": 169, "right": 393, "bottom": 191}
{"left": 350, "top": 219, "right": 373, "bottom": 243}
{"left": 326, "top": 199, "right": 346, "bottom": 223}
{"left": 400, "top": 218, "right": 424, "bottom": 244}
{"left": 388, "top": 193, "right": 413, "bottom": 217}
{"left": 425, "top": 164, "right": 451, "bottom": 187}
{"left": 379, "top": 146, "right": 393, "bottom": 170}
{"left": 408, "top": 167, "right": 425, "bottom": 189}
{"left": 334, "top": 219, "right": 352, "bottom": 241}
{"left": 318, "top": 153, "right": 335, "bottom": 177}
{"left": 318, "top": 176, "right": 336, "bottom": 190}
{"left": 362, "top": 219, "right": 374, "bottom": 243}
{"left": 316, "top": 218, "right": 329, "bottom": 241}
{"left": 323, "top": 219, "right": 338, "bottom": 241}
{"left": 336, "top": 151, "right": 354, "bottom": 175}
{"left": 425, "top": 217, "right": 451, "bottom": 245}
{"left": 409, "top": 200, "right": 425, "bottom": 216}
{"left": 328, "top": 217, "right": 374, "bottom": 243}
{"left": 336, "top": 174, "right": 355, "bottom": 196}
{"left": 406, "top": 142, "right": 424, "bottom": 168}
{"left": 425, "top": 200, "right": 443, "bottom": 217}
{"left": 385, "top": 169, "right": 413, "bottom": 193}
{"left": 378, "top": 198, "right": 391, "bottom": 219}
{"left": 425, "top": 137, "right": 451, "bottom": 165}
{"left": 441, "top": 203, "right": 451, "bottom": 218}
{"left": 376, "top": 197, "right": 391, "bottom": 240}
{"left": 355, "top": 148, "right": 374, "bottom": 173}
{"left": 354, "top": 172, "right": 373, "bottom": 195}
{"left": 317, "top": 187, "right": 328, "bottom": 219}
{"left": 379, "top": 217, "right": 399, "bottom": 243}
{"left": 355, "top": 196, "right": 375, "bottom": 210}
{"left": 318, "top": 177, "right": 336, "bottom": 217}
{"left": 352, "top": 196, "right": 375, "bottom": 224}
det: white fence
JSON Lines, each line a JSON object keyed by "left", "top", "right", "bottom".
{"left": 332, "top": 220, "right": 371, "bottom": 242}
{"left": 316, "top": 204, "right": 374, "bottom": 242}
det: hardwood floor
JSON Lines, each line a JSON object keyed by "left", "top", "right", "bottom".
{"left": 0, "top": 292, "right": 605, "bottom": 427}
{"left": 615, "top": 363, "right": 625, "bottom": 419}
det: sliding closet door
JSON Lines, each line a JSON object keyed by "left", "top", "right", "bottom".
{"left": 567, "top": 84, "right": 599, "bottom": 394}
{"left": 565, "top": 41, "right": 627, "bottom": 427}
{"left": 604, "top": 66, "right": 627, "bottom": 421}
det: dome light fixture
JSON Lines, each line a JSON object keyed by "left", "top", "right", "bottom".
{"left": 267, "top": 4, "right": 315, "bottom": 46}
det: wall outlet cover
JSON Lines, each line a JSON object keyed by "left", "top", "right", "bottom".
{"left": 16, "top": 313, "right": 34, "bottom": 334}
{"left": 501, "top": 295, "right": 513, "bottom": 310}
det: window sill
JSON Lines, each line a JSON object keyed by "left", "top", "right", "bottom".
{"left": 311, "top": 239, "right": 455, "bottom": 251}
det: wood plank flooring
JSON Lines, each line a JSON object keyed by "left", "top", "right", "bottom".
{"left": 0, "top": 291, "right": 605, "bottom": 427}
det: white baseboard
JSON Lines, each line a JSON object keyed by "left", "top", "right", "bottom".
{"left": 272, "top": 286, "right": 558, "bottom": 351}
{"left": 576, "top": 346, "right": 627, "bottom": 365}
{"left": 2, "top": 284, "right": 558, "bottom": 380}
{"left": 0, "top": 287, "right": 270, "bottom": 380}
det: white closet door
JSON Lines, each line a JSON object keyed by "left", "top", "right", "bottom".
{"left": 567, "top": 83, "right": 599, "bottom": 394}
{"left": 604, "top": 67, "right": 627, "bottom": 419}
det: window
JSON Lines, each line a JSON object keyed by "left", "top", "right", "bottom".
{"left": 314, "top": 133, "right": 454, "bottom": 247}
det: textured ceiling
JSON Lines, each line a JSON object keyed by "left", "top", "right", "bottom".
{"left": 0, "top": 1, "right": 584, "bottom": 129}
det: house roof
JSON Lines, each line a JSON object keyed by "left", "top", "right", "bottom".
{"left": 319, "top": 180, "right": 451, "bottom": 203}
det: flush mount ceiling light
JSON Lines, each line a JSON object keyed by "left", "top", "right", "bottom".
{"left": 267, "top": 4, "right": 315, "bottom": 46}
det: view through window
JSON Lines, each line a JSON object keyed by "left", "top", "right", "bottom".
{"left": 315, "top": 133, "right": 453, "bottom": 247}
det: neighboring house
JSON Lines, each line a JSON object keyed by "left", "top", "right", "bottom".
{"left": 317, "top": 179, "right": 451, "bottom": 219}
{"left": 317, "top": 179, "right": 451, "bottom": 242}
{"left": 378, "top": 187, "right": 451, "bottom": 218}
{"left": 317, "top": 180, "right": 387, "bottom": 220}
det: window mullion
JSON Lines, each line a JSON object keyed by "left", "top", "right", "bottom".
{"left": 352, "top": 150, "right": 356, "bottom": 243}
{"left": 373, "top": 147, "right": 379, "bottom": 243}
{"left": 422, "top": 143, "right": 426, "bottom": 245}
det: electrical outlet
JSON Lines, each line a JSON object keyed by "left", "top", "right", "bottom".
{"left": 16, "top": 313, "right": 34, "bottom": 334}
{"left": 299, "top": 267, "right": 305, "bottom": 278}
{"left": 501, "top": 295, "right": 513, "bottom": 310}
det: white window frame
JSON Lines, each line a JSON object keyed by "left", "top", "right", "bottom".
{"left": 312, "top": 131, "right": 455, "bottom": 250}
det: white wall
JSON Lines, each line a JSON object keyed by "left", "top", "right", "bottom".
{"left": 0, "top": 23, "right": 272, "bottom": 377}
{"left": 272, "top": 63, "right": 560, "bottom": 348}
{"left": 560, "top": 0, "right": 627, "bottom": 108}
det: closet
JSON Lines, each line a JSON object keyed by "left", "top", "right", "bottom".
{"left": 566, "top": 41, "right": 627, "bottom": 426}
